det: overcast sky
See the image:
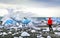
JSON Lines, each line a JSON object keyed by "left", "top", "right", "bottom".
{"left": 0, "top": 0, "right": 60, "bottom": 17}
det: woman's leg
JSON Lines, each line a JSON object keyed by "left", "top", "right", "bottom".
{"left": 49, "top": 25, "right": 51, "bottom": 31}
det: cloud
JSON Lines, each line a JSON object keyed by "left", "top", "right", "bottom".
{"left": 0, "top": 9, "right": 8, "bottom": 16}
{"left": 29, "top": 0, "right": 60, "bottom": 7}
{"left": 0, "top": 0, "right": 60, "bottom": 17}
{"left": 0, "top": 0, "right": 60, "bottom": 7}
{"left": 0, "top": 0, "right": 29, "bottom": 4}
{"left": 19, "top": 6, "right": 60, "bottom": 17}
{"left": 0, "top": 3, "right": 60, "bottom": 17}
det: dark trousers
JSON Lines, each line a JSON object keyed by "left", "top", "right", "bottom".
{"left": 48, "top": 25, "right": 55, "bottom": 34}
{"left": 48, "top": 25, "right": 52, "bottom": 31}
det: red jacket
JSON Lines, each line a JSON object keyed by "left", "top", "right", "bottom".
{"left": 47, "top": 18, "right": 53, "bottom": 25}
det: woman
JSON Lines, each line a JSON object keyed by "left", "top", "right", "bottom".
{"left": 47, "top": 17, "right": 53, "bottom": 31}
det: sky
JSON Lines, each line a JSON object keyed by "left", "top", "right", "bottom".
{"left": 0, "top": 0, "right": 60, "bottom": 17}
